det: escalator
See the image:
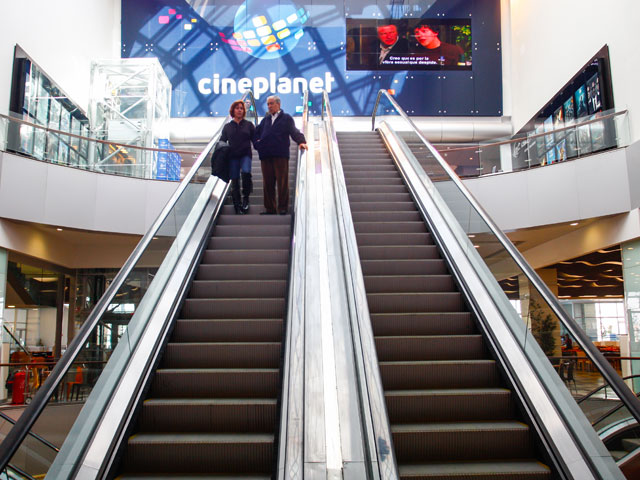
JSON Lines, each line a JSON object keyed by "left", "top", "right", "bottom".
{"left": 337, "top": 131, "right": 553, "bottom": 479}
{"left": 115, "top": 148, "right": 297, "bottom": 477}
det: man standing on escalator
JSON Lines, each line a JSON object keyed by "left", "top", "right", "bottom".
{"left": 254, "top": 95, "right": 307, "bottom": 215}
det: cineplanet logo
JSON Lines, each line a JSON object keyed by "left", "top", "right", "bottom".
{"left": 198, "top": 72, "right": 336, "bottom": 98}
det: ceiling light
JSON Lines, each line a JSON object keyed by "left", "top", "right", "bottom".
{"left": 570, "top": 222, "right": 579, "bottom": 226}
{"left": 468, "top": 234, "right": 476, "bottom": 238}
{"left": 474, "top": 245, "right": 480, "bottom": 248}
{"left": 56, "top": 228, "right": 63, "bottom": 231}
{"left": 7, "top": 305, "right": 15, "bottom": 308}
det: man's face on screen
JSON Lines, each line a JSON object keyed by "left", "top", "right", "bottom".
{"left": 414, "top": 25, "right": 439, "bottom": 48}
{"left": 377, "top": 25, "right": 398, "bottom": 46}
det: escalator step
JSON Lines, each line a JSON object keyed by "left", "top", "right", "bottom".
{"left": 391, "top": 421, "right": 533, "bottom": 462}
{"left": 150, "top": 368, "right": 279, "bottom": 398}
{"left": 162, "top": 342, "right": 281, "bottom": 368}
{"left": 181, "top": 298, "right": 285, "bottom": 319}
{"left": 397, "top": 460, "right": 551, "bottom": 479}
{"left": 349, "top": 201, "right": 417, "bottom": 212}
{"left": 375, "top": 335, "right": 485, "bottom": 361}
{"left": 201, "top": 249, "right": 289, "bottom": 264}
{"left": 385, "top": 388, "right": 515, "bottom": 423}
{"left": 371, "top": 313, "right": 475, "bottom": 336}
{"left": 355, "top": 221, "right": 427, "bottom": 234}
{"left": 123, "top": 433, "right": 273, "bottom": 474}
{"left": 196, "top": 264, "right": 288, "bottom": 281}
{"left": 217, "top": 215, "right": 291, "bottom": 226}
{"left": 172, "top": 319, "right": 282, "bottom": 342}
{"left": 347, "top": 187, "right": 409, "bottom": 196}
{"left": 189, "top": 280, "right": 287, "bottom": 298}
{"left": 358, "top": 245, "right": 439, "bottom": 260}
{"left": 365, "top": 275, "right": 454, "bottom": 293}
{"left": 347, "top": 177, "right": 404, "bottom": 186}
{"left": 356, "top": 232, "right": 433, "bottom": 246}
{"left": 379, "top": 360, "right": 501, "bottom": 390}
{"left": 138, "top": 398, "right": 277, "bottom": 433}
{"left": 352, "top": 211, "right": 422, "bottom": 222}
{"left": 361, "top": 259, "right": 447, "bottom": 276}
{"left": 366, "top": 292, "right": 465, "bottom": 313}
{"left": 208, "top": 236, "right": 290, "bottom": 250}
{"left": 213, "top": 225, "right": 291, "bottom": 237}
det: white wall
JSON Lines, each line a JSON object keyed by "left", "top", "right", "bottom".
{"left": 509, "top": 0, "right": 640, "bottom": 142}
{"left": 0, "top": 0, "right": 121, "bottom": 115}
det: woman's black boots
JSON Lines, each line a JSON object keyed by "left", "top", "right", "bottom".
{"left": 231, "top": 179, "right": 242, "bottom": 214}
{"left": 241, "top": 172, "right": 253, "bottom": 213}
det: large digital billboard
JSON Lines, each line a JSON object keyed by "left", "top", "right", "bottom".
{"left": 121, "top": 0, "right": 502, "bottom": 117}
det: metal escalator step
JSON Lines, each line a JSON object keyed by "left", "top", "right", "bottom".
{"left": 365, "top": 275, "right": 454, "bottom": 293}
{"left": 352, "top": 211, "right": 422, "bottom": 222}
{"left": 195, "top": 264, "right": 288, "bottom": 281}
{"left": 375, "top": 335, "right": 485, "bottom": 361}
{"left": 391, "top": 421, "right": 533, "bottom": 462}
{"left": 347, "top": 187, "right": 409, "bottom": 196}
{"left": 349, "top": 201, "right": 416, "bottom": 212}
{"left": 379, "top": 360, "right": 500, "bottom": 390}
{"left": 162, "top": 342, "right": 281, "bottom": 368}
{"left": 172, "top": 319, "right": 282, "bottom": 342}
{"left": 123, "top": 432, "right": 273, "bottom": 474}
{"left": 214, "top": 224, "right": 291, "bottom": 237}
{"left": 189, "top": 280, "right": 287, "bottom": 298}
{"left": 385, "top": 388, "right": 515, "bottom": 423}
{"left": 367, "top": 292, "right": 465, "bottom": 314}
{"left": 398, "top": 460, "right": 551, "bottom": 479}
{"left": 343, "top": 171, "right": 400, "bottom": 178}
{"left": 355, "top": 221, "right": 427, "bottom": 234}
{"left": 150, "top": 368, "right": 279, "bottom": 398}
{"left": 358, "top": 245, "right": 439, "bottom": 260}
{"left": 208, "top": 236, "right": 290, "bottom": 250}
{"left": 361, "top": 259, "right": 447, "bottom": 276}
{"left": 343, "top": 165, "right": 397, "bottom": 172}
{"left": 356, "top": 233, "right": 433, "bottom": 246}
{"left": 347, "top": 177, "right": 404, "bottom": 185}
{"left": 371, "top": 313, "right": 475, "bottom": 336}
{"left": 138, "top": 398, "right": 277, "bottom": 433}
{"left": 201, "top": 249, "right": 289, "bottom": 265}
{"left": 181, "top": 298, "right": 285, "bottom": 319}
{"left": 217, "top": 214, "right": 291, "bottom": 226}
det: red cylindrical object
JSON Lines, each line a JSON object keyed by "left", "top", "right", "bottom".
{"left": 11, "top": 371, "right": 26, "bottom": 404}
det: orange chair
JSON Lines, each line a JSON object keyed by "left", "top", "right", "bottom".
{"left": 66, "top": 366, "right": 84, "bottom": 401}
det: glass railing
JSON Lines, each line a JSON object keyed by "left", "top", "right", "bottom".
{"left": 0, "top": 112, "right": 198, "bottom": 180}
{"left": 427, "top": 108, "right": 630, "bottom": 178}
{"left": 372, "top": 89, "right": 640, "bottom": 469}
{"left": 0, "top": 91, "right": 258, "bottom": 478}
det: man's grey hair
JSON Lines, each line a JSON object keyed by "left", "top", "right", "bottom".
{"left": 267, "top": 95, "right": 281, "bottom": 105}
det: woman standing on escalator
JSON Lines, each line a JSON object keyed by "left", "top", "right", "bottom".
{"left": 220, "top": 100, "right": 255, "bottom": 214}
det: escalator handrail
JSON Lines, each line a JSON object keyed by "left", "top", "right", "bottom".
{"left": 321, "top": 91, "right": 398, "bottom": 479}
{"left": 371, "top": 88, "right": 640, "bottom": 426}
{"left": 2, "top": 326, "right": 30, "bottom": 356}
{"left": 579, "top": 375, "right": 640, "bottom": 405}
{"left": 0, "top": 91, "right": 258, "bottom": 471}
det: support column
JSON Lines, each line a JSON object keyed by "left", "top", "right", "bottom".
{"left": 622, "top": 239, "right": 640, "bottom": 392}
{"left": 54, "top": 274, "right": 64, "bottom": 360}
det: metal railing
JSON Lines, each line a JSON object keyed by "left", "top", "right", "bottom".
{"left": 0, "top": 92, "right": 258, "bottom": 476}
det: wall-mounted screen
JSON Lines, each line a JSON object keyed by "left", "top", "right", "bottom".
{"left": 575, "top": 85, "right": 588, "bottom": 118}
{"left": 121, "top": 0, "right": 502, "bottom": 116}
{"left": 346, "top": 19, "right": 471, "bottom": 71}
{"left": 586, "top": 73, "right": 602, "bottom": 114}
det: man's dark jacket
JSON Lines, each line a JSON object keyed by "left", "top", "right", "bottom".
{"left": 255, "top": 110, "right": 306, "bottom": 160}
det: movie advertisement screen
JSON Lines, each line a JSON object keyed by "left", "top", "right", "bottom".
{"left": 543, "top": 115, "right": 554, "bottom": 148}
{"left": 586, "top": 73, "right": 602, "bottom": 114}
{"left": 575, "top": 85, "right": 588, "bottom": 118}
{"left": 553, "top": 105, "right": 564, "bottom": 140}
{"left": 563, "top": 97, "right": 575, "bottom": 123}
{"left": 346, "top": 19, "right": 472, "bottom": 71}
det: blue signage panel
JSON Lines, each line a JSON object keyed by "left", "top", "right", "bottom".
{"left": 122, "top": 0, "right": 502, "bottom": 116}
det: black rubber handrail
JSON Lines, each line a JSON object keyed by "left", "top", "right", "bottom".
{"left": 2, "top": 326, "right": 29, "bottom": 356}
{"left": 0, "top": 91, "right": 258, "bottom": 471}
{"left": 371, "top": 88, "right": 640, "bottom": 427}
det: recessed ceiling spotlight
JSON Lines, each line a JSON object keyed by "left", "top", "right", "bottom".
{"left": 56, "top": 228, "right": 63, "bottom": 231}
{"left": 570, "top": 222, "right": 579, "bottom": 226}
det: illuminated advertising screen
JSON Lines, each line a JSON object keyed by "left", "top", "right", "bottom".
{"left": 121, "top": 0, "right": 502, "bottom": 117}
